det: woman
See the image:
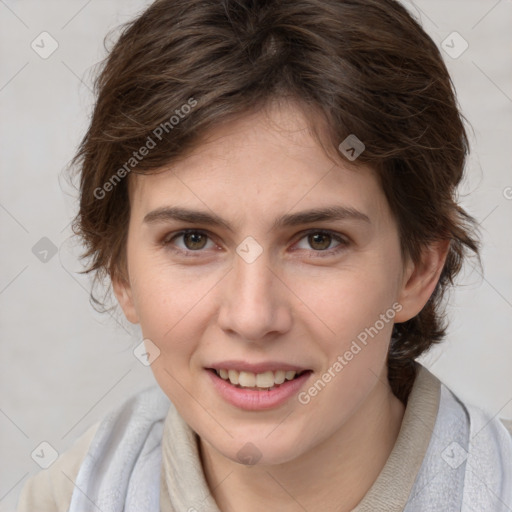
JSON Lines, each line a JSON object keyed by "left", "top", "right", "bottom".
{"left": 17, "top": 0, "right": 512, "bottom": 510}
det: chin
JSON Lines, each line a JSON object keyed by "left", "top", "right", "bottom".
{"left": 208, "top": 429, "right": 308, "bottom": 467}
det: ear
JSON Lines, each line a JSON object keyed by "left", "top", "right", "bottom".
{"left": 112, "top": 272, "right": 140, "bottom": 324}
{"left": 394, "top": 240, "right": 451, "bottom": 323}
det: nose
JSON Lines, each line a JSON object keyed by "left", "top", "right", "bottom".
{"left": 217, "top": 250, "right": 293, "bottom": 342}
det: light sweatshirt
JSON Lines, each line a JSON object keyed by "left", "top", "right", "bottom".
{"left": 17, "top": 363, "right": 512, "bottom": 511}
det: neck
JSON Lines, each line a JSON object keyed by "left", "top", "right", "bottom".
{"left": 199, "top": 374, "right": 406, "bottom": 512}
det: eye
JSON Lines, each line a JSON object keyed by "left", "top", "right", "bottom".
{"left": 163, "top": 230, "right": 216, "bottom": 252}
{"left": 293, "top": 230, "right": 348, "bottom": 255}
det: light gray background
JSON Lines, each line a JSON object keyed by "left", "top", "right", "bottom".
{"left": 1, "top": 1, "right": 511, "bottom": 510}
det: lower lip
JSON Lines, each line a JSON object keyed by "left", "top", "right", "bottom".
{"left": 206, "top": 369, "right": 312, "bottom": 411}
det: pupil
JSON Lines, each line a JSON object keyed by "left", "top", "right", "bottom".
{"left": 309, "top": 233, "right": 331, "bottom": 250}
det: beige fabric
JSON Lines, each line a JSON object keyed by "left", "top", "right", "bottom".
{"left": 17, "top": 369, "right": 512, "bottom": 512}
{"left": 16, "top": 422, "right": 100, "bottom": 512}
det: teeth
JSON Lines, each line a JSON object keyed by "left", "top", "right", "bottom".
{"left": 256, "top": 371, "right": 274, "bottom": 388}
{"left": 214, "top": 368, "right": 302, "bottom": 389}
{"left": 228, "top": 369, "right": 239, "bottom": 385}
{"left": 274, "top": 370, "right": 286, "bottom": 385}
{"left": 238, "top": 371, "right": 256, "bottom": 387}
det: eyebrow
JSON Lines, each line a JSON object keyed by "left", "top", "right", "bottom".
{"left": 143, "top": 205, "right": 370, "bottom": 231}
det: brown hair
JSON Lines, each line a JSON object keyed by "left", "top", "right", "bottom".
{"left": 70, "top": 0, "right": 480, "bottom": 402}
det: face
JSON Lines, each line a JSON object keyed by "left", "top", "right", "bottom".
{"left": 114, "top": 100, "right": 429, "bottom": 466}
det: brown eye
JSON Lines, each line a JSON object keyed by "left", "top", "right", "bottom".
{"left": 182, "top": 232, "right": 208, "bottom": 250}
{"left": 308, "top": 232, "right": 333, "bottom": 250}
{"left": 162, "top": 230, "right": 215, "bottom": 253}
{"left": 293, "top": 230, "right": 348, "bottom": 256}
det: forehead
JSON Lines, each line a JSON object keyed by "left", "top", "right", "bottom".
{"left": 128, "top": 101, "right": 390, "bottom": 226}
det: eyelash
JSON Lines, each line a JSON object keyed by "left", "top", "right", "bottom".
{"left": 161, "top": 229, "right": 349, "bottom": 258}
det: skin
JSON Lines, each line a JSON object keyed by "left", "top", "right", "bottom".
{"left": 114, "top": 99, "right": 449, "bottom": 511}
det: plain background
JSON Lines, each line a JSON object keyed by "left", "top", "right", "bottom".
{"left": 1, "top": 0, "right": 511, "bottom": 510}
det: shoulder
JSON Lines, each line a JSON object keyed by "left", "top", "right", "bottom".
{"left": 417, "top": 366, "right": 512, "bottom": 505}
{"left": 441, "top": 381, "right": 512, "bottom": 447}
{"left": 436, "top": 373, "right": 512, "bottom": 448}
{"left": 16, "top": 385, "right": 170, "bottom": 512}
{"left": 415, "top": 365, "right": 512, "bottom": 439}
{"left": 459, "top": 401, "right": 512, "bottom": 507}
{"left": 16, "top": 422, "right": 100, "bottom": 512}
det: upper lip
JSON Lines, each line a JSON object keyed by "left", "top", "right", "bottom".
{"left": 206, "top": 360, "right": 311, "bottom": 373}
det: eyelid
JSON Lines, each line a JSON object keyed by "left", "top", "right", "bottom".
{"left": 162, "top": 228, "right": 213, "bottom": 244}
{"left": 293, "top": 227, "right": 348, "bottom": 242}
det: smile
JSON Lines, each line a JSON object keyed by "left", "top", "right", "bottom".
{"left": 213, "top": 368, "right": 308, "bottom": 390}
{"left": 206, "top": 367, "right": 313, "bottom": 410}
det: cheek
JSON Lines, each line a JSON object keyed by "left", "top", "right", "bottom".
{"left": 129, "top": 256, "right": 218, "bottom": 336}
{"left": 128, "top": 260, "right": 227, "bottom": 401}
{"left": 291, "top": 261, "right": 400, "bottom": 343}
{"left": 292, "top": 270, "right": 399, "bottom": 443}
{"left": 130, "top": 268, "right": 211, "bottom": 406}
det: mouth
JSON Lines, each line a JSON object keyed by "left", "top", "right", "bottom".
{"left": 206, "top": 367, "right": 312, "bottom": 391}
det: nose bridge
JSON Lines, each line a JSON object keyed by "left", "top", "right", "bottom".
{"left": 234, "top": 251, "right": 273, "bottom": 304}
{"left": 218, "top": 247, "right": 291, "bottom": 340}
